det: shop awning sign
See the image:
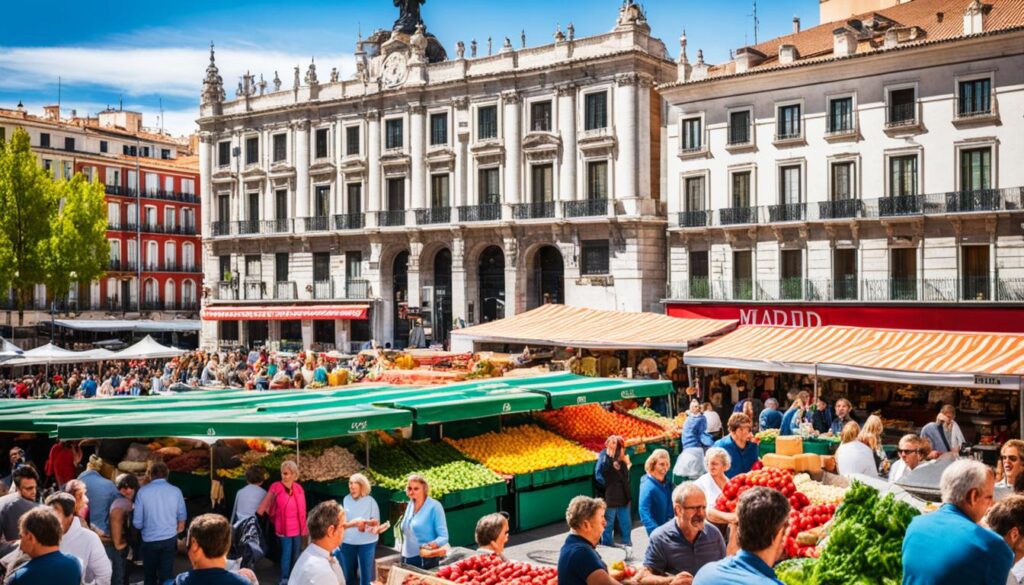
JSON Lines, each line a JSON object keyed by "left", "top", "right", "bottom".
{"left": 201, "top": 305, "right": 370, "bottom": 321}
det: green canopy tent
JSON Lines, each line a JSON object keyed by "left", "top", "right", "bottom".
{"left": 506, "top": 374, "right": 674, "bottom": 409}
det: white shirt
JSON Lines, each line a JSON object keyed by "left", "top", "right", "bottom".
{"left": 694, "top": 473, "right": 723, "bottom": 515}
{"left": 1009, "top": 558, "right": 1024, "bottom": 585}
{"left": 836, "top": 441, "right": 878, "bottom": 478}
{"left": 889, "top": 459, "right": 931, "bottom": 483}
{"left": 62, "top": 517, "right": 112, "bottom": 585}
{"left": 288, "top": 543, "right": 345, "bottom": 585}
{"left": 704, "top": 411, "right": 723, "bottom": 434}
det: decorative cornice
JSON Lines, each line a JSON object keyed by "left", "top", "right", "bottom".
{"left": 501, "top": 90, "right": 521, "bottom": 104}
{"left": 554, "top": 83, "right": 577, "bottom": 97}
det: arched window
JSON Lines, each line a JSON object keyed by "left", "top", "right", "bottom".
{"left": 164, "top": 279, "right": 176, "bottom": 309}
{"left": 164, "top": 241, "right": 176, "bottom": 268}
{"left": 183, "top": 280, "right": 196, "bottom": 305}
{"left": 145, "top": 241, "right": 158, "bottom": 270}
{"left": 143, "top": 278, "right": 159, "bottom": 303}
{"left": 182, "top": 242, "right": 195, "bottom": 271}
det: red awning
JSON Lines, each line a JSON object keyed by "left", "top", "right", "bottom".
{"left": 201, "top": 305, "right": 369, "bottom": 321}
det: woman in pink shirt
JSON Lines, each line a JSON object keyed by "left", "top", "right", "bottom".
{"left": 257, "top": 460, "right": 307, "bottom": 585}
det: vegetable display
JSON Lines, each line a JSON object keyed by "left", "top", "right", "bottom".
{"left": 626, "top": 406, "right": 681, "bottom": 436}
{"left": 166, "top": 449, "right": 210, "bottom": 473}
{"left": 793, "top": 473, "right": 846, "bottom": 506}
{"left": 445, "top": 425, "right": 596, "bottom": 475}
{"left": 290, "top": 445, "right": 364, "bottom": 482}
{"left": 436, "top": 554, "right": 557, "bottom": 585}
{"left": 715, "top": 468, "right": 808, "bottom": 514}
{"left": 536, "top": 404, "right": 666, "bottom": 451}
{"left": 367, "top": 442, "right": 502, "bottom": 498}
{"left": 756, "top": 429, "right": 780, "bottom": 444}
{"left": 784, "top": 504, "right": 836, "bottom": 558}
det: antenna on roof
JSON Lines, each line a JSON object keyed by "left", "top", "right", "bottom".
{"left": 749, "top": 0, "right": 760, "bottom": 44}
{"left": 119, "top": 95, "right": 123, "bottom": 111}
{"left": 159, "top": 97, "right": 164, "bottom": 133}
{"left": 57, "top": 76, "right": 61, "bottom": 117}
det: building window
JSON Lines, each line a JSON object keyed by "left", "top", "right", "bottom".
{"left": 831, "top": 162, "right": 853, "bottom": 200}
{"left": 958, "top": 78, "right": 992, "bottom": 117}
{"left": 888, "top": 88, "right": 916, "bottom": 125}
{"left": 478, "top": 168, "right": 500, "bottom": 205}
{"left": 275, "top": 190, "right": 288, "bottom": 219}
{"left": 313, "top": 252, "right": 331, "bottom": 282}
{"left": 477, "top": 106, "right": 498, "bottom": 140}
{"left": 584, "top": 92, "right": 608, "bottom": 131}
{"left": 889, "top": 155, "right": 918, "bottom": 197}
{"left": 314, "top": 186, "right": 330, "bottom": 217}
{"left": 218, "top": 141, "right": 231, "bottom": 167}
{"left": 99, "top": 140, "right": 107, "bottom": 153}
{"left": 245, "top": 137, "right": 258, "bottom": 165}
{"left": 429, "top": 113, "right": 448, "bottom": 146}
{"left": 684, "top": 176, "right": 704, "bottom": 211}
{"left": 586, "top": 161, "right": 608, "bottom": 200}
{"left": 431, "top": 174, "right": 450, "bottom": 208}
{"left": 732, "top": 171, "right": 751, "bottom": 207}
{"left": 275, "top": 253, "right": 289, "bottom": 282}
{"left": 828, "top": 97, "right": 853, "bottom": 133}
{"left": 779, "top": 165, "right": 801, "bottom": 205}
{"left": 40, "top": 133, "right": 50, "bottom": 148}
{"left": 64, "top": 137, "right": 75, "bottom": 151}
{"left": 346, "top": 184, "right": 362, "bottom": 215}
{"left": 272, "top": 134, "right": 287, "bottom": 162}
{"left": 345, "top": 126, "right": 360, "bottom": 156}
{"left": 776, "top": 104, "right": 801, "bottom": 139}
{"left": 681, "top": 117, "right": 702, "bottom": 151}
{"left": 530, "top": 101, "right": 552, "bottom": 132}
{"left": 728, "top": 110, "right": 751, "bottom": 145}
{"left": 387, "top": 178, "right": 405, "bottom": 211}
{"left": 385, "top": 118, "right": 404, "bottom": 149}
{"left": 960, "top": 147, "right": 991, "bottom": 192}
{"left": 315, "top": 128, "right": 329, "bottom": 159}
{"left": 580, "top": 240, "right": 610, "bottom": 275}
{"left": 346, "top": 251, "right": 362, "bottom": 280}
{"left": 161, "top": 149, "right": 171, "bottom": 160}
{"left": 531, "top": 164, "right": 553, "bottom": 203}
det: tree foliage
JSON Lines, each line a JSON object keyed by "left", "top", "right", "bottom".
{"left": 43, "top": 173, "right": 109, "bottom": 304}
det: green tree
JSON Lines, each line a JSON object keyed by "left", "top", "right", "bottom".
{"left": 43, "top": 173, "right": 109, "bottom": 312}
{"left": 0, "top": 128, "right": 58, "bottom": 324}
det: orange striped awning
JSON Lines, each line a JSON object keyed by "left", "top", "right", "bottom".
{"left": 684, "top": 325, "right": 1024, "bottom": 389}
{"left": 451, "top": 304, "right": 737, "bottom": 351}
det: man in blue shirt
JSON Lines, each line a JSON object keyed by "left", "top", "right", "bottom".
{"left": 558, "top": 496, "right": 616, "bottom": 585}
{"left": 828, "top": 398, "right": 857, "bottom": 436}
{"left": 758, "top": 399, "right": 782, "bottom": 431}
{"left": 133, "top": 461, "right": 187, "bottom": 585}
{"left": 694, "top": 487, "right": 789, "bottom": 585}
{"left": 641, "top": 483, "right": 727, "bottom": 583}
{"left": 713, "top": 413, "right": 758, "bottom": 479}
{"left": 80, "top": 374, "right": 97, "bottom": 398}
{"left": 903, "top": 459, "right": 1012, "bottom": 585}
{"left": 11, "top": 507, "right": 82, "bottom": 585}
{"left": 78, "top": 457, "right": 120, "bottom": 535}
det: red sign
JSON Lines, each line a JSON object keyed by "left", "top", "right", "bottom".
{"left": 201, "top": 305, "right": 369, "bottom": 321}
{"left": 666, "top": 303, "right": 1024, "bottom": 334}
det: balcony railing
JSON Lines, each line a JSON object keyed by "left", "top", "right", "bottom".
{"left": 312, "top": 280, "right": 334, "bottom": 300}
{"left": 333, "top": 213, "right": 364, "bottom": 230}
{"left": 275, "top": 281, "right": 298, "bottom": 300}
{"left": 377, "top": 210, "right": 406, "bottom": 227}
{"left": 140, "top": 300, "right": 164, "bottom": 311}
{"left": 415, "top": 207, "right": 451, "bottom": 225}
{"left": 756, "top": 278, "right": 805, "bottom": 301}
{"left": 104, "top": 298, "right": 139, "bottom": 313}
{"left": 818, "top": 199, "right": 863, "bottom": 220}
{"left": 720, "top": 206, "right": 759, "bottom": 226}
{"left": 878, "top": 194, "right": 923, "bottom": 217}
{"left": 149, "top": 263, "right": 201, "bottom": 273}
{"left": 212, "top": 221, "right": 231, "bottom": 236}
{"left": 512, "top": 201, "right": 555, "bottom": 220}
{"left": 768, "top": 203, "right": 806, "bottom": 223}
{"left": 666, "top": 277, "right": 1024, "bottom": 303}
{"left": 309, "top": 278, "right": 371, "bottom": 300}
{"left": 678, "top": 210, "right": 711, "bottom": 228}
{"left": 103, "top": 185, "right": 199, "bottom": 204}
{"left": 805, "top": 278, "right": 859, "bottom": 301}
{"left": 564, "top": 198, "right": 607, "bottom": 218}
{"left": 458, "top": 204, "right": 501, "bottom": 222}
{"left": 303, "top": 216, "right": 331, "bottom": 232}
{"left": 667, "top": 278, "right": 711, "bottom": 300}
{"left": 887, "top": 102, "right": 917, "bottom": 127}
{"left": 108, "top": 259, "right": 137, "bottom": 271}
{"left": 236, "top": 220, "right": 260, "bottom": 235}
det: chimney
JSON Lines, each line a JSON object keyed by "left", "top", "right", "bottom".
{"left": 793, "top": 16, "right": 801, "bottom": 34}
{"left": 964, "top": 0, "right": 985, "bottom": 35}
{"left": 43, "top": 105, "right": 60, "bottom": 120}
{"left": 779, "top": 44, "right": 800, "bottom": 65}
{"left": 833, "top": 27, "right": 858, "bottom": 58}
{"left": 734, "top": 47, "right": 767, "bottom": 74}
{"left": 884, "top": 28, "right": 899, "bottom": 49}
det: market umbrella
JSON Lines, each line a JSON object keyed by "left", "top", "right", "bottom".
{"left": 113, "top": 335, "right": 186, "bottom": 360}
{"left": 0, "top": 338, "right": 23, "bottom": 364}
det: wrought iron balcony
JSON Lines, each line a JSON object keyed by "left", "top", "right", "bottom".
{"left": 513, "top": 201, "right": 555, "bottom": 220}
{"left": 458, "top": 204, "right": 501, "bottom": 222}
{"left": 768, "top": 203, "right": 806, "bottom": 223}
{"left": 378, "top": 210, "right": 406, "bottom": 227}
{"left": 302, "top": 216, "right": 331, "bottom": 232}
{"left": 677, "top": 210, "right": 710, "bottom": 228}
{"left": 211, "top": 221, "right": 231, "bottom": 237}
{"left": 333, "top": 213, "right": 364, "bottom": 230}
{"left": 719, "top": 206, "right": 759, "bottom": 226}
{"left": 415, "top": 207, "right": 451, "bottom": 225}
{"left": 563, "top": 198, "right": 607, "bottom": 218}
{"left": 818, "top": 199, "right": 864, "bottom": 220}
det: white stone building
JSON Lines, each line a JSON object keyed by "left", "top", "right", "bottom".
{"left": 661, "top": 0, "right": 1024, "bottom": 331}
{"left": 198, "top": 1, "right": 674, "bottom": 350}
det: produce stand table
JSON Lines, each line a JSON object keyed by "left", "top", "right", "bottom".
{"left": 758, "top": 437, "right": 837, "bottom": 458}
{"left": 513, "top": 475, "right": 593, "bottom": 532}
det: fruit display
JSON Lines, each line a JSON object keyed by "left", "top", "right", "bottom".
{"left": 216, "top": 465, "right": 246, "bottom": 479}
{"left": 777, "top": 481, "right": 919, "bottom": 585}
{"left": 784, "top": 503, "right": 837, "bottom": 559}
{"left": 166, "top": 449, "right": 210, "bottom": 473}
{"left": 626, "top": 406, "right": 681, "bottom": 437}
{"left": 756, "top": 428, "right": 780, "bottom": 444}
{"left": 436, "top": 554, "right": 557, "bottom": 585}
{"left": 715, "top": 468, "right": 808, "bottom": 514}
{"left": 535, "top": 404, "right": 667, "bottom": 451}
{"left": 366, "top": 442, "right": 503, "bottom": 498}
{"left": 793, "top": 473, "right": 846, "bottom": 506}
{"left": 445, "top": 425, "right": 596, "bottom": 476}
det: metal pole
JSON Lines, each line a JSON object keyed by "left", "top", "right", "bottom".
{"left": 136, "top": 136, "right": 141, "bottom": 313}
{"left": 813, "top": 364, "right": 819, "bottom": 405}
{"left": 1019, "top": 376, "right": 1023, "bottom": 440}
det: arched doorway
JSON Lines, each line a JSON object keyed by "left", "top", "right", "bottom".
{"left": 392, "top": 251, "right": 410, "bottom": 348}
{"left": 478, "top": 246, "right": 505, "bottom": 323}
{"left": 529, "top": 246, "right": 564, "bottom": 309}
{"left": 433, "top": 249, "right": 453, "bottom": 346}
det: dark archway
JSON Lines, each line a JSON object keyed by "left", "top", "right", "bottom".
{"left": 529, "top": 245, "right": 564, "bottom": 309}
{"left": 433, "top": 248, "right": 453, "bottom": 346}
{"left": 392, "top": 251, "right": 409, "bottom": 348}
{"left": 478, "top": 246, "right": 505, "bottom": 323}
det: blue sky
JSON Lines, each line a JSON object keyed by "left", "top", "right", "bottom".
{"left": 0, "top": 0, "right": 816, "bottom": 136}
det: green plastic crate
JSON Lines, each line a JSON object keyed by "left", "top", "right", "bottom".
{"left": 514, "top": 477, "right": 594, "bottom": 532}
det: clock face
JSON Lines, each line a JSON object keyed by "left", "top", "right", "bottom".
{"left": 381, "top": 53, "right": 408, "bottom": 88}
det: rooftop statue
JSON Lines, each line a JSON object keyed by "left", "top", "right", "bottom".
{"left": 394, "top": 0, "right": 425, "bottom": 35}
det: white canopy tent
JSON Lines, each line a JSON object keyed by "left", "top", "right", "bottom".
{"left": 3, "top": 336, "right": 184, "bottom": 367}
{"left": 0, "top": 338, "right": 24, "bottom": 364}
{"left": 113, "top": 336, "right": 186, "bottom": 360}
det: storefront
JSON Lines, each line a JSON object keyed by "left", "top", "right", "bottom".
{"left": 200, "top": 303, "right": 371, "bottom": 352}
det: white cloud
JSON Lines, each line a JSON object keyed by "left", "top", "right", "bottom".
{"left": 0, "top": 45, "right": 355, "bottom": 101}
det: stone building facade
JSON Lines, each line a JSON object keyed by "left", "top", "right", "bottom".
{"left": 198, "top": 1, "right": 674, "bottom": 351}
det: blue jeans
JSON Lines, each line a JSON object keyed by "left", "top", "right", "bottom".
{"left": 140, "top": 537, "right": 176, "bottom": 585}
{"left": 104, "top": 543, "right": 128, "bottom": 585}
{"left": 337, "top": 543, "right": 376, "bottom": 585}
{"left": 601, "top": 506, "right": 633, "bottom": 546}
{"left": 279, "top": 535, "right": 303, "bottom": 584}
{"left": 402, "top": 555, "right": 439, "bottom": 570}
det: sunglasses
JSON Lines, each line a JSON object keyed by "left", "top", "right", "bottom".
{"left": 1002, "top": 455, "right": 1021, "bottom": 463}
{"left": 897, "top": 449, "right": 922, "bottom": 455}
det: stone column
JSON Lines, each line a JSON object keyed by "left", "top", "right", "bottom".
{"left": 407, "top": 238, "right": 423, "bottom": 309}
{"left": 502, "top": 236, "right": 519, "bottom": 318}
{"left": 503, "top": 91, "right": 522, "bottom": 205}
{"left": 366, "top": 111, "right": 382, "bottom": 221}
{"left": 334, "top": 319, "right": 349, "bottom": 351}
{"left": 614, "top": 74, "right": 638, "bottom": 203}
{"left": 556, "top": 84, "right": 578, "bottom": 204}
{"left": 410, "top": 105, "right": 427, "bottom": 210}
{"left": 454, "top": 98, "right": 470, "bottom": 208}
{"left": 450, "top": 235, "right": 467, "bottom": 324}
{"left": 198, "top": 133, "right": 214, "bottom": 238}
{"left": 294, "top": 121, "right": 311, "bottom": 218}
{"left": 301, "top": 319, "right": 313, "bottom": 350}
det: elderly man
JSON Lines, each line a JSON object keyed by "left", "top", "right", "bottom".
{"left": 713, "top": 414, "right": 758, "bottom": 479}
{"left": 889, "top": 434, "right": 930, "bottom": 483}
{"left": 638, "top": 483, "right": 727, "bottom": 585}
{"left": 987, "top": 495, "right": 1024, "bottom": 585}
{"left": 828, "top": 398, "right": 857, "bottom": 436}
{"left": 921, "top": 405, "right": 966, "bottom": 457}
{"left": 693, "top": 487, "right": 791, "bottom": 584}
{"left": 558, "top": 496, "right": 620, "bottom": 585}
{"left": 289, "top": 501, "right": 346, "bottom": 585}
{"left": 46, "top": 492, "right": 111, "bottom": 585}
{"left": 10, "top": 507, "right": 82, "bottom": 585}
{"left": 758, "top": 399, "right": 782, "bottom": 431}
{"left": 133, "top": 461, "right": 186, "bottom": 585}
{"left": 902, "top": 459, "right": 1012, "bottom": 585}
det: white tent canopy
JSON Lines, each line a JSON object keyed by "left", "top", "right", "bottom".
{"left": 17, "top": 343, "right": 86, "bottom": 365}
{"left": 114, "top": 336, "right": 186, "bottom": 360}
{"left": 2, "top": 336, "right": 184, "bottom": 367}
{"left": 0, "top": 338, "right": 24, "bottom": 363}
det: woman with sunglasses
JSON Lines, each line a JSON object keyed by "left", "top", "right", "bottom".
{"left": 997, "top": 439, "right": 1024, "bottom": 489}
